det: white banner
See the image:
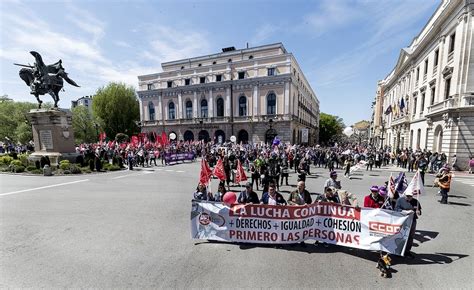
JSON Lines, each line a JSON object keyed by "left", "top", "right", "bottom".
{"left": 191, "top": 201, "right": 414, "bottom": 256}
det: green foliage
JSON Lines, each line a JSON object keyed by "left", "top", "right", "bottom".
{"left": 318, "top": 112, "right": 345, "bottom": 145}
{"left": 59, "top": 160, "right": 71, "bottom": 170}
{"left": 30, "top": 169, "right": 43, "bottom": 174}
{"left": 69, "top": 164, "right": 82, "bottom": 174}
{"left": 18, "top": 153, "right": 29, "bottom": 166}
{"left": 10, "top": 159, "right": 22, "bottom": 167}
{"left": 10, "top": 165, "right": 25, "bottom": 173}
{"left": 26, "top": 165, "right": 37, "bottom": 171}
{"left": 103, "top": 163, "right": 121, "bottom": 171}
{"left": 92, "top": 83, "right": 140, "bottom": 138}
{"left": 72, "top": 105, "right": 97, "bottom": 144}
{"left": 0, "top": 155, "right": 13, "bottom": 165}
{"left": 115, "top": 133, "right": 129, "bottom": 143}
{"left": 0, "top": 96, "right": 36, "bottom": 144}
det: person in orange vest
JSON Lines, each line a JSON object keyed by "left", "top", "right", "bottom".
{"left": 438, "top": 167, "right": 452, "bottom": 204}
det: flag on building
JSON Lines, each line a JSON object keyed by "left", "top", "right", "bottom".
{"left": 234, "top": 159, "right": 248, "bottom": 183}
{"left": 384, "top": 105, "right": 392, "bottom": 115}
{"left": 213, "top": 158, "right": 227, "bottom": 181}
{"left": 400, "top": 98, "right": 405, "bottom": 112}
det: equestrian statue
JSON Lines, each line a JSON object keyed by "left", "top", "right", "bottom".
{"left": 15, "top": 51, "right": 79, "bottom": 108}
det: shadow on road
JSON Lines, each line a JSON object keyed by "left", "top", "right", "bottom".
{"left": 414, "top": 230, "right": 439, "bottom": 244}
{"left": 196, "top": 241, "right": 469, "bottom": 270}
{"left": 448, "top": 195, "right": 467, "bottom": 199}
{"left": 447, "top": 201, "right": 471, "bottom": 206}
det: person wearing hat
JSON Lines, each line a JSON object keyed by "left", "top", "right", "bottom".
{"left": 237, "top": 182, "right": 260, "bottom": 204}
{"left": 395, "top": 189, "right": 422, "bottom": 258}
{"left": 316, "top": 186, "right": 341, "bottom": 203}
{"left": 363, "top": 186, "right": 384, "bottom": 208}
{"left": 438, "top": 167, "right": 452, "bottom": 204}
{"left": 324, "top": 171, "right": 341, "bottom": 193}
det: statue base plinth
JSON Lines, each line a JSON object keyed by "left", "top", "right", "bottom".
{"left": 26, "top": 109, "right": 77, "bottom": 165}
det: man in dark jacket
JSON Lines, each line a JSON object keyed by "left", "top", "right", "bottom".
{"left": 288, "top": 181, "right": 312, "bottom": 205}
{"left": 238, "top": 182, "right": 260, "bottom": 204}
{"left": 395, "top": 190, "right": 421, "bottom": 259}
{"left": 260, "top": 184, "right": 287, "bottom": 205}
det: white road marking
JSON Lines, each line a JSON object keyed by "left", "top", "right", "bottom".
{"left": 176, "top": 170, "right": 185, "bottom": 173}
{"left": 0, "top": 179, "right": 90, "bottom": 197}
{"left": 165, "top": 170, "right": 174, "bottom": 172}
{"left": 111, "top": 171, "right": 152, "bottom": 179}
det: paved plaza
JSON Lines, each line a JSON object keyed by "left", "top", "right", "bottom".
{"left": 1, "top": 161, "right": 473, "bottom": 288}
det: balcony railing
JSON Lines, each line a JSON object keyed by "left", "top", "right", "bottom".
{"left": 391, "top": 115, "right": 410, "bottom": 126}
{"left": 427, "top": 96, "right": 458, "bottom": 114}
{"left": 462, "top": 95, "right": 474, "bottom": 106}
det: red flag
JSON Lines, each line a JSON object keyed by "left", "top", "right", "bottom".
{"left": 161, "top": 132, "right": 168, "bottom": 146}
{"left": 213, "top": 158, "right": 227, "bottom": 181}
{"left": 99, "top": 132, "right": 106, "bottom": 142}
{"left": 204, "top": 158, "right": 212, "bottom": 178}
{"left": 235, "top": 159, "right": 248, "bottom": 183}
{"left": 131, "top": 135, "right": 139, "bottom": 147}
{"left": 199, "top": 158, "right": 212, "bottom": 185}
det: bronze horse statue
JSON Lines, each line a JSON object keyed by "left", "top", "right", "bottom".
{"left": 16, "top": 51, "right": 79, "bottom": 108}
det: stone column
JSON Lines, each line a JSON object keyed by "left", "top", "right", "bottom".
{"left": 284, "top": 81, "right": 290, "bottom": 114}
{"left": 139, "top": 98, "right": 144, "bottom": 121}
{"left": 158, "top": 94, "right": 163, "bottom": 120}
{"left": 253, "top": 85, "right": 258, "bottom": 118}
{"left": 178, "top": 92, "right": 183, "bottom": 119}
{"left": 226, "top": 87, "right": 231, "bottom": 117}
{"left": 209, "top": 89, "right": 214, "bottom": 117}
{"left": 193, "top": 91, "right": 198, "bottom": 118}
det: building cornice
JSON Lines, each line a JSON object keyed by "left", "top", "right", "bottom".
{"left": 137, "top": 74, "right": 292, "bottom": 99}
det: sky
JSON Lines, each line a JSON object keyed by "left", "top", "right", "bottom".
{"left": 0, "top": 0, "right": 440, "bottom": 126}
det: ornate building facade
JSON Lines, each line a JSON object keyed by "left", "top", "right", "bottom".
{"left": 137, "top": 43, "right": 320, "bottom": 144}
{"left": 372, "top": 0, "right": 474, "bottom": 169}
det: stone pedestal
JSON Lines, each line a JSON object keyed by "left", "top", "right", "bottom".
{"left": 26, "top": 109, "right": 78, "bottom": 165}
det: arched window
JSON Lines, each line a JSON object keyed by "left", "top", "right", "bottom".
{"left": 216, "top": 97, "right": 224, "bottom": 117}
{"left": 200, "top": 99, "right": 208, "bottom": 118}
{"left": 185, "top": 100, "right": 193, "bottom": 119}
{"left": 267, "top": 93, "right": 276, "bottom": 115}
{"left": 148, "top": 101, "right": 155, "bottom": 121}
{"left": 168, "top": 102, "right": 175, "bottom": 120}
{"left": 239, "top": 96, "right": 247, "bottom": 116}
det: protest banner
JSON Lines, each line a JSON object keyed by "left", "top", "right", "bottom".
{"left": 191, "top": 201, "right": 413, "bottom": 256}
{"left": 164, "top": 152, "right": 195, "bottom": 164}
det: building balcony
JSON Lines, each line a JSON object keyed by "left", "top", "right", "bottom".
{"left": 391, "top": 114, "right": 410, "bottom": 126}
{"left": 461, "top": 95, "right": 474, "bottom": 106}
{"left": 426, "top": 95, "right": 458, "bottom": 116}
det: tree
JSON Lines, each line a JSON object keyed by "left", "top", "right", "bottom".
{"left": 92, "top": 83, "right": 140, "bottom": 138}
{"left": 0, "top": 95, "right": 36, "bottom": 144}
{"left": 318, "top": 112, "right": 345, "bottom": 145}
{"left": 72, "top": 106, "right": 96, "bottom": 144}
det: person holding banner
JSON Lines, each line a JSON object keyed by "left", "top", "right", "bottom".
{"left": 288, "top": 181, "right": 312, "bottom": 205}
{"left": 260, "top": 184, "right": 287, "bottom": 205}
{"left": 363, "top": 186, "right": 384, "bottom": 208}
{"left": 237, "top": 182, "right": 260, "bottom": 204}
{"left": 316, "top": 187, "right": 340, "bottom": 203}
{"left": 395, "top": 191, "right": 422, "bottom": 258}
{"left": 193, "top": 183, "right": 214, "bottom": 201}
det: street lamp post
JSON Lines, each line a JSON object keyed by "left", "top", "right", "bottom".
{"left": 380, "top": 120, "right": 386, "bottom": 150}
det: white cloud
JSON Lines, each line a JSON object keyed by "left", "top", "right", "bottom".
{"left": 144, "top": 25, "right": 212, "bottom": 63}
{"left": 65, "top": 4, "right": 106, "bottom": 44}
{"left": 251, "top": 23, "right": 279, "bottom": 45}
{"left": 301, "top": 0, "right": 365, "bottom": 37}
